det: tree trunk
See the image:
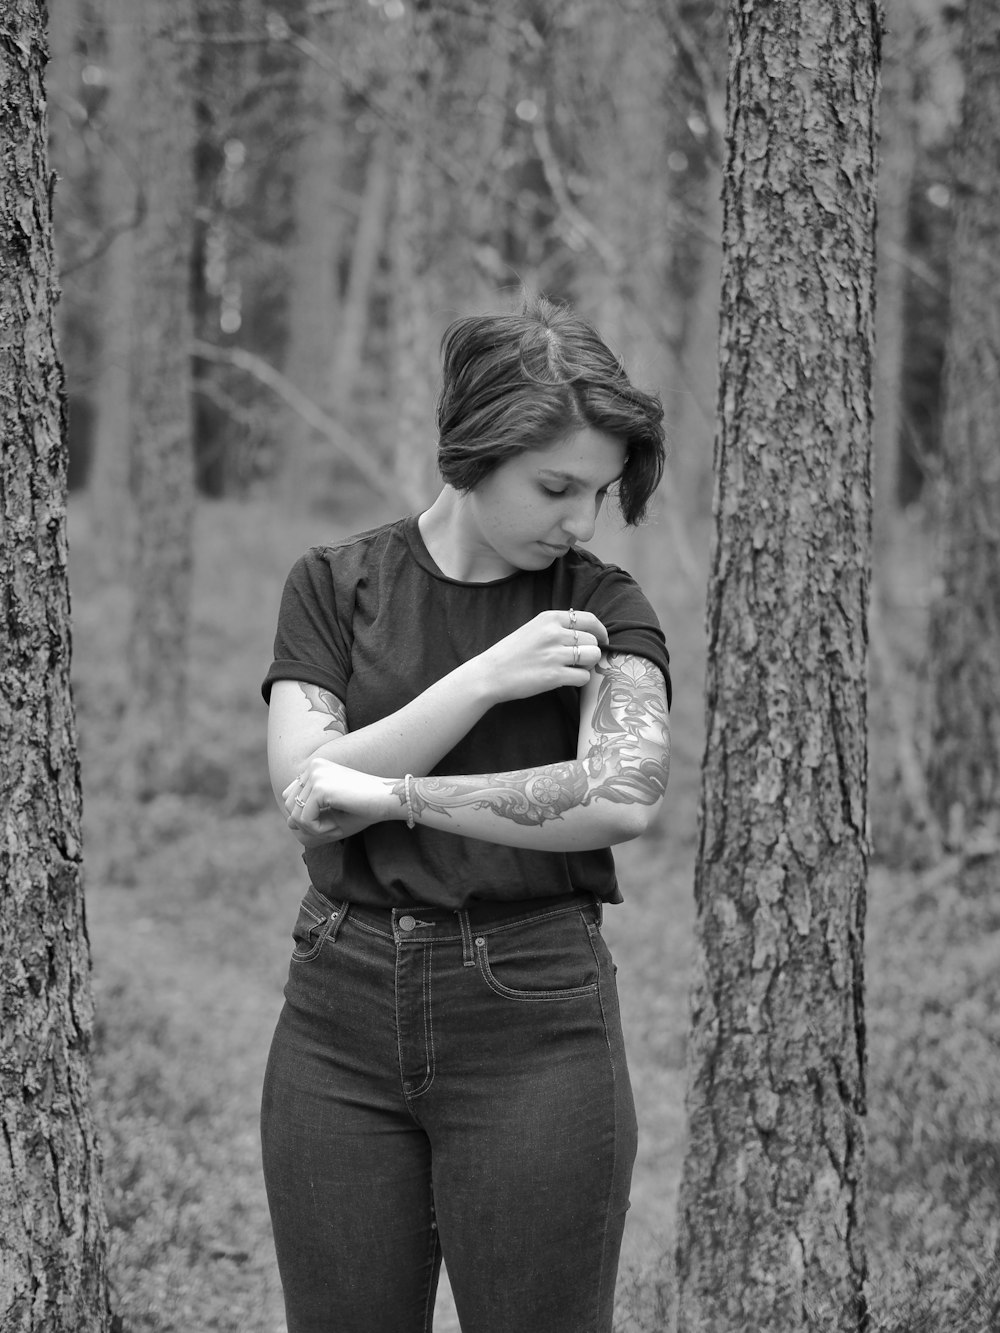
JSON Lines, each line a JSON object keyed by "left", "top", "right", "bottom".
{"left": 88, "top": 0, "right": 137, "bottom": 581}
{"left": 925, "top": 0, "right": 1000, "bottom": 844}
{"left": 674, "top": 3, "right": 878, "bottom": 1330}
{"left": 0, "top": 7, "right": 112, "bottom": 1328}
{"left": 282, "top": 8, "right": 345, "bottom": 503}
{"left": 329, "top": 125, "right": 392, "bottom": 411}
{"left": 390, "top": 135, "right": 439, "bottom": 509}
{"left": 872, "top": 0, "right": 918, "bottom": 582}
{"left": 123, "top": 0, "right": 197, "bottom": 796}
{"left": 388, "top": 8, "right": 444, "bottom": 513}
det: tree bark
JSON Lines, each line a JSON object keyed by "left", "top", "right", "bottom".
{"left": 0, "top": 6, "right": 112, "bottom": 1328}
{"left": 674, "top": 3, "right": 878, "bottom": 1330}
{"left": 925, "top": 0, "right": 1000, "bottom": 844}
{"left": 123, "top": 0, "right": 197, "bottom": 796}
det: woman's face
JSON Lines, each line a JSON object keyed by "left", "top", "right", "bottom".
{"left": 463, "top": 427, "right": 627, "bottom": 578}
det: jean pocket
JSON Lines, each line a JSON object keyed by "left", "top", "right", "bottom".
{"left": 474, "top": 911, "right": 600, "bottom": 1002}
{"left": 290, "top": 890, "right": 343, "bottom": 963}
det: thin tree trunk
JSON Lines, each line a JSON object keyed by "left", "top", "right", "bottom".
{"left": 390, "top": 137, "right": 439, "bottom": 508}
{"left": 89, "top": 0, "right": 137, "bottom": 581}
{"left": 0, "top": 6, "right": 111, "bottom": 1328}
{"left": 329, "top": 126, "right": 392, "bottom": 410}
{"left": 872, "top": 0, "right": 918, "bottom": 583}
{"left": 283, "top": 10, "right": 344, "bottom": 503}
{"left": 925, "top": 0, "right": 1000, "bottom": 845}
{"left": 124, "top": 0, "right": 197, "bottom": 796}
{"left": 674, "top": 2, "right": 878, "bottom": 1329}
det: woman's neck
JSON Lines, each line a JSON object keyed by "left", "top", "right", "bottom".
{"left": 418, "top": 488, "right": 511, "bottom": 583}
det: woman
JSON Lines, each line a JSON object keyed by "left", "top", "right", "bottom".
{"left": 261, "top": 295, "right": 671, "bottom": 1333}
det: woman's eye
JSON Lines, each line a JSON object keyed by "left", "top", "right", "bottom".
{"left": 541, "top": 486, "right": 567, "bottom": 498}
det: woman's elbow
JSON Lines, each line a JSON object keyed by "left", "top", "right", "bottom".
{"left": 606, "top": 796, "right": 664, "bottom": 844}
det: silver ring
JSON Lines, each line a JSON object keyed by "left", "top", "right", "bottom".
{"left": 568, "top": 607, "right": 577, "bottom": 630}
{"left": 294, "top": 795, "right": 306, "bottom": 807}
{"left": 572, "top": 643, "right": 580, "bottom": 668}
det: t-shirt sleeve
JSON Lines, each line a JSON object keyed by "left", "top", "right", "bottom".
{"left": 261, "top": 548, "right": 353, "bottom": 704}
{"left": 582, "top": 565, "right": 672, "bottom": 708}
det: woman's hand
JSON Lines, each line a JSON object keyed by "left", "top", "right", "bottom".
{"left": 468, "top": 609, "right": 608, "bottom": 704}
{"left": 282, "top": 758, "right": 395, "bottom": 843}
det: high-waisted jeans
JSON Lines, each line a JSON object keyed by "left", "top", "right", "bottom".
{"left": 260, "top": 885, "right": 637, "bottom": 1333}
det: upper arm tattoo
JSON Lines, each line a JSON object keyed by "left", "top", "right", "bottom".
{"left": 297, "top": 682, "right": 348, "bottom": 736}
{"left": 583, "top": 655, "right": 670, "bottom": 807}
{"left": 393, "top": 653, "right": 669, "bottom": 829}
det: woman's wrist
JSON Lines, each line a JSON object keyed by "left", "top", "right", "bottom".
{"left": 450, "top": 655, "right": 503, "bottom": 710}
{"left": 371, "top": 774, "right": 405, "bottom": 823}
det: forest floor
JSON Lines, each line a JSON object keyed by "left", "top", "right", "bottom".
{"left": 69, "top": 494, "right": 1000, "bottom": 1331}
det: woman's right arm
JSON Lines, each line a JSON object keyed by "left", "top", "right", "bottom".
{"left": 266, "top": 608, "right": 608, "bottom": 805}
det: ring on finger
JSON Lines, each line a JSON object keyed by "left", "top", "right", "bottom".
{"left": 573, "top": 642, "right": 581, "bottom": 668}
{"left": 294, "top": 795, "right": 307, "bottom": 807}
{"left": 568, "top": 607, "right": 577, "bottom": 630}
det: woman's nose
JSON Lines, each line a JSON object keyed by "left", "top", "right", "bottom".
{"left": 562, "top": 498, "right": 599, "bottom": 544}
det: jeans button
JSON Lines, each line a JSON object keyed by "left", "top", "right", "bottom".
{"left": 399, "top": 915, "right": 416, "bottom": 932}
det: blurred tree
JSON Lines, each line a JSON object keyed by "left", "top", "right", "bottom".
{"left": 0, "top": 5, "right": 112, "bottom": 1328}
{"left": 89, "top": 0, "right": 136, "bottom": 579}
{"left": 873, "top": 0, "right": 918, "bottom": 574}
{"left": 674, "top": 1, "right": 878, "bottom": 1329}
{"left": 330, "top": 122, "right": 392, "bottom": 407}
{"left": 120, "top": 0, "right": 198, "bottom": 796}
{"left": 282, "top": 0, "right": 346, "bottom": 500}
{"left": 388, "top": 0, "right": 449, "bottom": 508}
{"left": 925, "top": 0, "right": 1000, "bottom": 845}
{"left": 47, "top": 0, "right": 96, "bottom": 492}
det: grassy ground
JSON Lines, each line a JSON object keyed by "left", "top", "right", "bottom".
{"left": 69, "top": 494, "right": 1000, "bottom": 1331}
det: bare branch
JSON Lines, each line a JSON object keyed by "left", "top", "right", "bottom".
{"left": 530, "top": 100, "right": 625, "bottom": 275}
{"left": 57, "top": 204, "right": 143, "bottom": 277}
{"left": 192, "top": 340, "right": 421, "bottom": 510}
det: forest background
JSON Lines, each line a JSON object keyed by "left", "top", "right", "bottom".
{"left": 36, "top": 0, "right": 1000, "bottom": 1329}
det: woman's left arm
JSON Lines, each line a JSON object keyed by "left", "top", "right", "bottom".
{"left": 284, "top": 652, "right": 670, "bottom": 851}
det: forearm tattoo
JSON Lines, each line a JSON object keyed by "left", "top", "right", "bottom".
{"left": 298, "top": 682, "right": 348, "bottom": 735}
{"left": 392, "top": 655, "right": 670, "bottom": 829}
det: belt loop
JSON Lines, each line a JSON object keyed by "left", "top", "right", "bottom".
{"left": 457, "top": 909, "right": 476, "bottom": 966}
{"left": 328, "top": 900, "right": 350, "bottom": 943}
{"left": 592, "top": 895, "right": 603, "bottom": 927}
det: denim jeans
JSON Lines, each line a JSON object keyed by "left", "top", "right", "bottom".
{"left": 260, "top": 886, "right": 638, "bottom": 1333}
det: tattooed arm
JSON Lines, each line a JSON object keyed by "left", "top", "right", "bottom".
{"left": 284, "top": 652, "right": 669, "bottom": 851}
{"left": 267, "top": 609, "right": 609, "bottom": 804}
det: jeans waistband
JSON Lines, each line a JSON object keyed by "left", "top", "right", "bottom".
{"left": 340, "top": 891, "right": 600, "bottom": 934}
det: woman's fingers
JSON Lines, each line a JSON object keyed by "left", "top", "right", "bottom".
{"left": 564, "top": 609, "right": 609, "bottom": 646}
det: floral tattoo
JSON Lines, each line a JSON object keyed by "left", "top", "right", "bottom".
{"left": 298, "top": 682, "right": 348, "bottom": 735}
{"left": 393, "top": 654, "right": 670, "bottom": 828}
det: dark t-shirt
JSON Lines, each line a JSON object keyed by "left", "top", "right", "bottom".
{"left": 262, "top": 515, "right": 671, "bottom": 910}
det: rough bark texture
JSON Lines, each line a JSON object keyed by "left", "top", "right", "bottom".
{"left": 925, "top": 0, "right": 1000, "bottom": 842}
{"left": 0, "top": 5, "right": 111, "bottom": 1328}
{"left": 674, "top": 3, "right": 878, "bottom": 1330}
{"left": 124, "top": 0, "right": 197, "bottom": 795}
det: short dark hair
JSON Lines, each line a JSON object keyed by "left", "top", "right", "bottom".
{"left": 435, "top": 295, "right": 666, "bottom": 525}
